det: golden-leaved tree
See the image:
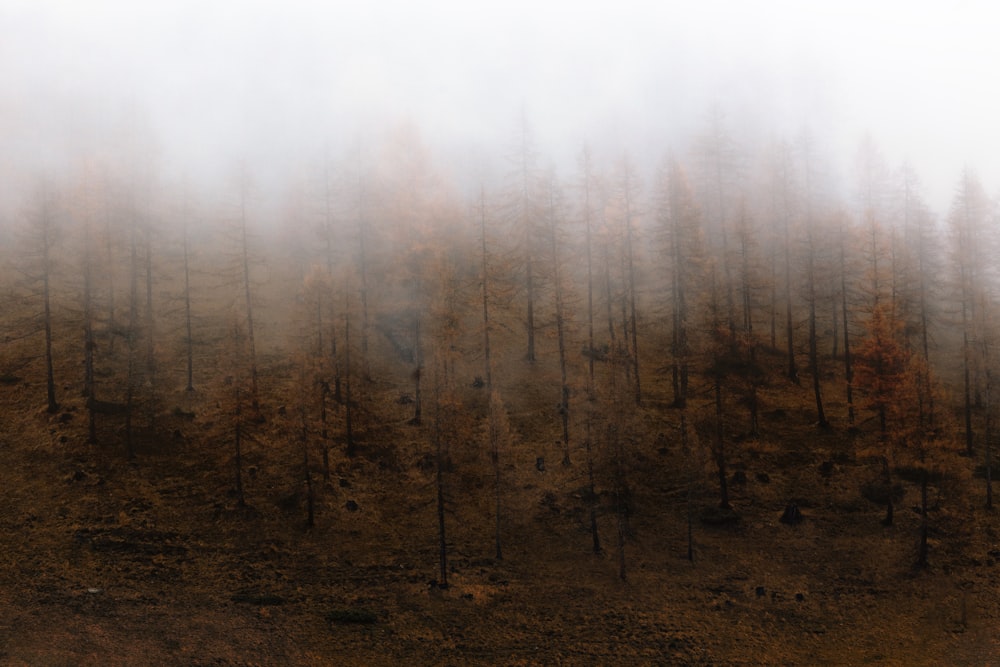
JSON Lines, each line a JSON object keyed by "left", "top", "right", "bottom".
{"left": 854, "top": 302, "right": 911, "bottom": 526}
{"left": 854, "top": 301, "right": 957, "bottom": 567}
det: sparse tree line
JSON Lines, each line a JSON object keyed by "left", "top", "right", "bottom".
{"left": 3, "top": 114, "right": 998, "bottom": 575}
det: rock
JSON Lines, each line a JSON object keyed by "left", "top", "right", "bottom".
{"left": 780, "top": 503, "right": 803, "bottom": 525}
{"left": 345, "top": 500, "right": 359, "bottom": 512}
{"left": 756, "top": 586, "right": 766, "bottom": 598}
{"left": 536, "top": 457, "right": 545, "bottom": 472}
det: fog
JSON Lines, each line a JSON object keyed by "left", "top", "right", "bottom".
{"left": 3, "top": 0, "right": 999, "bottom": 213}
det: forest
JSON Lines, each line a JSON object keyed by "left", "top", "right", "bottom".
{"left": 2, "top": 111, "right": 1000, "bottom": 663}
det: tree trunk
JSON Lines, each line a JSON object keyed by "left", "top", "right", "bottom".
{"left": 183, "top": 225, "right": 195, "bottom": 392}
{"left": 412, "top": 313, "right": 423, "bottom": 425}
{"left": 784, "top": 211, "right": 798, "bottom": 384}
{"left": 715, "top": 371, "right": 730, "bottom": 509}
{"left": 239, "top": 197, "right": 261, "bottom": 420}
{"left": 808, "top": 260, "right": 828, "bottom": 428}
{"left": 585, "top": 410, "right": 601, "bottom": 555}
{"left": 918, "top": 468, "right": 928, "bottom": 567}
{"left": 840, "top": 239, "right": 854, "bottom": 424}
{"left": 546, "top": 186, "right": 572, "bottom": 464}
{"left": 42, "top": 264, "right": 58, "bottom": 414}
{"left": 302, "top": 405, "right": 314, "bottom": 529}
{"left": 143, "top": 218, "right": 156, "bottom": 430}
{"left": 83, "top": 225, "right": 97, "bottom": 443}
{"left": 234, "top": 386, "right": 245, "bottom": 508}
{"left": 344, "top": 298, "right": 356, "bottom": 458}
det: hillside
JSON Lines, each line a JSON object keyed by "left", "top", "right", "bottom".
{"left": 1, "top": 327, "right": 998, "bottom": 666}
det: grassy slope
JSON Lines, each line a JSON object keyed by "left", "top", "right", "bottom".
{"left": 1, "top": 324, "right": 999, "bottom": 666}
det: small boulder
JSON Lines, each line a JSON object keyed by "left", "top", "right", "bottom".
{"left": 780, "top": 502, "right": 803, "bottom": 525}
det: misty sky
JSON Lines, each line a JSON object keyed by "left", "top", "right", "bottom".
{"left": 2, "top": 0, "right": 998, "bottom": 214}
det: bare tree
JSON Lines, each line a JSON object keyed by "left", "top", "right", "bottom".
{"left": 20, "top": 179, "right": 61, "bottom": 414}
{"left": 541, "top": 173, "right": 574, "bottom": 464}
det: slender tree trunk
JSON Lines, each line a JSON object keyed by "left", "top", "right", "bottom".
{"left": 356, "top": 173, "right": 371, "bottom": 381}
{"left": 620, "top": 168, "right": 641, "bottom": 405}
{"left": 610, "top": 422, "right": 626, "bottom": 582}
{"left": 603, "top": 244, "right": 617, "bottom": 353}
{"left": 183, "top": 224, "right": 195, "bottom": 392}
{"left": 807, "top": 235, "right": 828, "bottom": 428}
{"left": 412, "top": 313, "right": 423, "bottom": 425}
{"left": 489, "top": 393, "right": 503, "bottom": 561}
{"left": 985, "top": 357, "right": 993, "bottom": 509}
{"left": 320, "top": 379, "right": 330, "bottom": 482}
{"left": 238, "top": 191, "right": 260, "bottom": 419}
{"left": 143, "top": 218, "right": 156, "bottom": 429}
{"left": 583, "top": 157, "right": 596, "bottom": 395}
{"left": 480, "top": 187, "right": 493, "bottom": 391}
{"left": 546, "top": 186, "right": 572, "bottom": 464}
{"left": 840, "top": 239, "right": 855, "bottom": 424}
{"left": 104, "top": 196, "right": 117, "bottom": 355}
{"left": 322, "top": 170, "right": 342, "bottom": 404}
{"left": 714, "top": 369, "right": 730, "bottom": 509}
{"left": 301, "top": 398, "right": 315, "bottom": 529}
{"left": 42, "top": 262, "right": 58, "bottom": 414}
{"left": 125, "top": 215, "right": 139, "bottom": 460}
{"left": 669, "top": 210, "right": 688, "bottom": 408}
{"left": 584, "top": 411, "right": 601, "bottom": 555}
{"left": 918, "top": 467, "right": 929, "bottom": 567}
{"left": 234, "top": 385, "right": 245, "bottom": 507}
{"left": 434, "top": 365, "right": 449, "bottom": 587}
{"left": 39, "top": 195, "right": 59, "bottom": 414}
{"left": 520, "top": 119, "right": 537, "bottom": 364}
{"left": 962, "top": 297, "right": 974, "bottom": 455}
{"left": 769, "top": 239, "right": 778, "bottom": 350}
{"left": 344, "top": 296, "right": 356, "bottom": 458}
{"left": 780, "top": 197, "right": 797, "bottom": 382}
{"left": 739, "top": 216, "right": 759, "bottom": 436}
{"left": 83, "top": 225, "right": 97, "bottom": 443}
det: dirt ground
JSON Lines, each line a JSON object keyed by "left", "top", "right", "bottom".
{"left": 2, "top": 371, "right": 999, "bottom": 666}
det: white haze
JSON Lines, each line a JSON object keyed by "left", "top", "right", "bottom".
{"left": 2, "top": 0, "right": 998, "bottom": 214}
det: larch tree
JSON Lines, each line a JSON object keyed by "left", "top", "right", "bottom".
{"left": 798, "top": 135, "right": 829, "bottom": 428}
{"left": 69, "top": 159, "right": 113, "bottom": 442}
{"left": 766, "top": 140, "right": 800, "bottom": 384}
{"left": 947, "top": 170, "right": 992, "bottom": 457}
{"left": 576, "top": 145, "right": 604, "bottom": 554}
{"left": 541, "top": 172, "right": 575, "bottom": 464}
{"left": 854, "top": 302, "right": 911, "bottom": 525}
{"left": 20, "top": 178, "right": 61, "bottom": 414}
{"left": 505, "top": 112, "right": 543, "bottom": 362}
{"left": 608, "top": 155, "right": 642, "bottom": 405}
{"left": 693, "top": 106, "right": 742, "bottom": 336}
{"left": 657, "top": 158, "right": 704, "bottom": 409}
{"left": 237, "top": 171, "right": 262, "bottom": 420}
{"left": 733, "top": 200, "right": 766, "bottom": 436}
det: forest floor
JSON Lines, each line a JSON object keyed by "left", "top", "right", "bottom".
{"left": 1, "top": 365, "right": 1000, "bottom": 666}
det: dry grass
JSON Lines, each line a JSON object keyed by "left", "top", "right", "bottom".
{"left": 1, "top": 324, "right": 999, "bottom": 666}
